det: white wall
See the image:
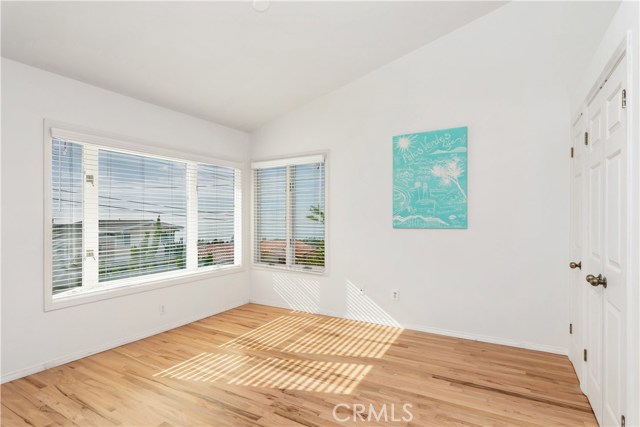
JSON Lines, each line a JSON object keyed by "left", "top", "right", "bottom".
{"left": 250, "top": 3, "right": 573, "bottom": 354}
{"left": 0, "top": 58, "right": 251, "bottom": 382}
{"left": 568, "top": 2, "right": 640, "bottom": 424}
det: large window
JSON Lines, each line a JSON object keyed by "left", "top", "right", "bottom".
{"left": 47, "top": 127, "right": 242, "bottom": 306}
{"left": 252, "top": 155, "right": 326, "bottom": 273}
{"left": 98, "top": 150, "right": 188, "bottom": 282}
{"left": 197, "top": 164, "right": 237, "bottom": 267}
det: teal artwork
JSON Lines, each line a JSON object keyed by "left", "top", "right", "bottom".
{"left": 393, "top": 127, "right": 467, "bottom": 229}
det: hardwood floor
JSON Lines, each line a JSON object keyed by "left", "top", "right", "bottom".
{"left": 2, "top": 304, "right": 596, "bottom": 426}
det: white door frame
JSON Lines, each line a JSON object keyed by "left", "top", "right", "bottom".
{"left": 569, "top": 111, "right": 586, "bottom": 389}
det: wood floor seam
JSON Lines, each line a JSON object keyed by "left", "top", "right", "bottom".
{"left": 431, "top": 374, "right": 593, "bottom": 414}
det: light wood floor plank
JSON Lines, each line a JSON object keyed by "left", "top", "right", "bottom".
{"left": 2, "top": 304, "right": 595, "bottom": 426}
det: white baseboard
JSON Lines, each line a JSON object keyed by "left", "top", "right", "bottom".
{"left": 1, "top": 298, "right": 249, "bottom": 384}
{"left": 249, "top": 297, "right": 568, "bottom": 356}
{"left": 403, "top": 323, "right": 567, "bottom": 355}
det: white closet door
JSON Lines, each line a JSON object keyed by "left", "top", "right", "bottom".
{"left": 585, "top": 81, "right": 606, "bottom": 422}
{"left": 583, "top": 54, "right": 628, "bottom": 427}
{"left": 600, "top": 55, "right": 627, "bottom": 427}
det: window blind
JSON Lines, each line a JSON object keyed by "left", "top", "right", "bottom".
{"left": 98, "top": 149, "right": 187, "bottom": 282}
{"left": 292, "top": 163, "right": 325, "bottom": 269}
{"left": 253, "top": 156, "right": 325, "bottom": 272}
{"left": 197, "top": 164, "right": 239, "bottom": 267}
{"left": 254, "top": 167, "right": 287, "bottom": 265}
{"left": 48, "top": 132, "right": 242, "bottom": 299}
{"left": 51, "top": 139, "right": 84, "bottom": 294}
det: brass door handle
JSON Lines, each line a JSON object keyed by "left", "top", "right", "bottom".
{"left": 569, "top": 261, "right": 582, "bottom": 270}
{"left": 586, "top": 274, "right": 607, "bottom": 288}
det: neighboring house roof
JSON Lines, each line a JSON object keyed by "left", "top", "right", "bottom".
{"left": 53, "top": 219, "right": 183, "bottom": 235}
{"left": 259, "top": 239, "right": 317, "bottom": 259}
{"left": 100, "top": 220, "right": 183, "bottom": 234}
{"left": 198, "top": 242, "right": 234, "bottom": 262}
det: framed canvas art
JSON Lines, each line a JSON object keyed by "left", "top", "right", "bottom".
{"left": 393, "top": 126, "right": 467, "bottom": 229}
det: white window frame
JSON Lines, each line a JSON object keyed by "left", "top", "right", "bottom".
{"left": 44, "top": 121, "right": 244, "bottom": 311}
{"left": 251, "top": 153, "right": 329, "bottom": 275}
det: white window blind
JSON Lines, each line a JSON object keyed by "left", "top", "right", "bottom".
{"left": 51, "top": 139, "right": 84, "bottom": 294}
{"left": 254, "top": 167, "right": 287, "bottom": 265}
{"left": 253, "top": 156, "right": 325, "bottom": 272}
{"left": 197, "top": 164, "right": 240, "bottom": 267}
{"left": 291, "top": 163, "right": 325, "bottom": 268}
{"left": 98, "top": 150, "right": 188, "bottom": 282}
{"left": 48, "top": 131, "right": 242, "bottom": 300}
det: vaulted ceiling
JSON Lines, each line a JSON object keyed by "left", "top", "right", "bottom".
{"left": 1, "top": 1, "right": 505, "bottom": 131}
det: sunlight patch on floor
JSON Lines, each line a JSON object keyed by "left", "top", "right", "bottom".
{"left": 220, "top": 314, "right": 317, "bottom": 350}
{"left": 153, "top": 307, "right": 403, "bottom": 394}
{"left": 228, "top": 357, "right": 373, "bottom": 394}
{"left": 153, "top": 353, "right": 253, "bottom": 382}
{"left": 153, "top": 352, "right": 372, "bottom": 394}
{"left": 283, "top": 317, "right": 402, "bottom": 358}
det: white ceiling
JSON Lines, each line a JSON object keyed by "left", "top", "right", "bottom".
{"left": 1, "top": 1, "right": 505, "bottom": 131}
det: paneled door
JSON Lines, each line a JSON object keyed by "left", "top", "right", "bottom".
{"left": 583, "top": 54, "right": 628, "bottom": 427}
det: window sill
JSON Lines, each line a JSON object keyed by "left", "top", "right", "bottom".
{"left": 250, "top": 263, "right": 326, "bottom": 276}
{"left": 45, "top": 265, "right": 244, "bottom": 311}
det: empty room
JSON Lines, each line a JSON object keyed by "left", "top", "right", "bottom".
{"left": 1, "top": 1, "right": 639, "bottom": 426}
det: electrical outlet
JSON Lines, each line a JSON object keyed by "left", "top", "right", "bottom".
{"left": 391, "top": 289, "right": 399, "bottom": 300}
{"left": 160, "top": 304, "right": 166, "bottom": 315}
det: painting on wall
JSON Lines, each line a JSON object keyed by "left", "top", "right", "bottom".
{"left": 393, "top": 126, "right": 467, "bottom": 229}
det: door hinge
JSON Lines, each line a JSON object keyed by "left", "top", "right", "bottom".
{"left": 584, "top": 349, "right": 588, "bottom": 362}
{"left": 584, "top": 132, "right": 589, "bottom": 146}
{"left": 570, "top": 147, "right": 574, "bottom": 158}
{"left": 621, "top": 415, "right": 625, "bottom": 427}
{"left": 622, "top": 89, "right": 627, "bottom": 109}
{"left": 570, "top": 323, "right": 573, "bottom": 334}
